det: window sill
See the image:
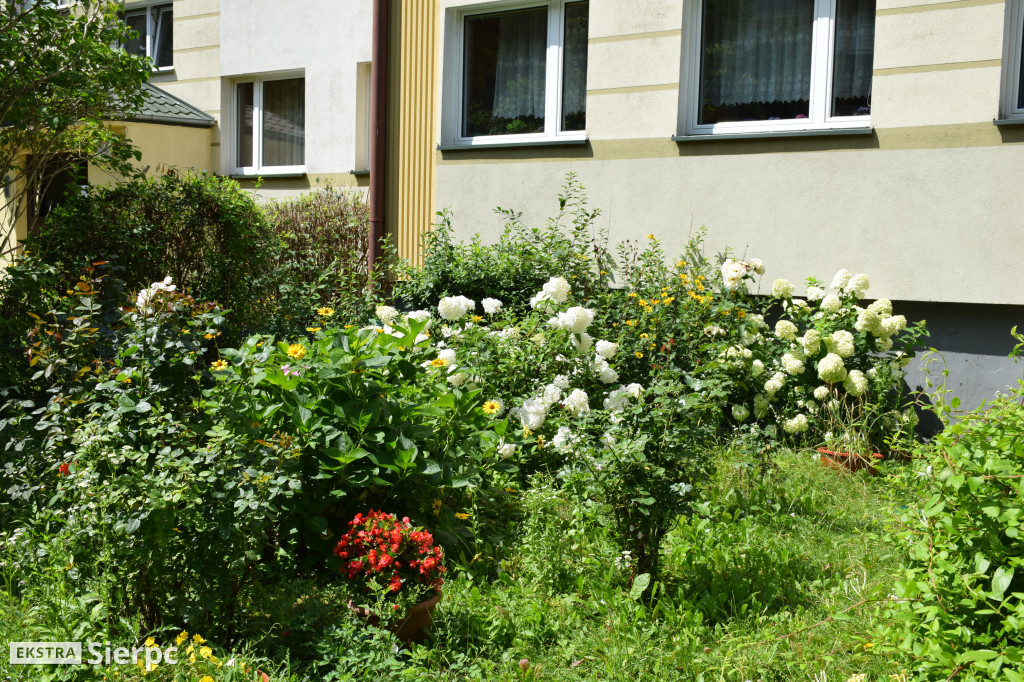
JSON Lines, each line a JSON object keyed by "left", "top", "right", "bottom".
{"left": 673, "top": 126, "right": 873, "bottom": 142}
{"left": 438, "top": 137, "right": 588, "bottom": 151}
{"left": 151, "top": 66, "right": 174, "bottom": 74}
{"left": 349, "top": 169, "right": 370, "bottom": 176}
{"left": 229, "top": 172, "right": 307, "bottom": 180}
{"left": 993, "top": 117, "right": 1024, "bottom": 127}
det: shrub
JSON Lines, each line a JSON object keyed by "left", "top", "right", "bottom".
{"left": 262, "top": 185, "right": 376, "bottom": 331}
{"left": 21, "top": 172, "right": 277, "bottom": 335}
{"left": 882, "top": 358, "right": 1024, "bottom": 681}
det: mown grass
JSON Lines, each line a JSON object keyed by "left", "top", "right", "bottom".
{"left": 0, "top": 448, "right": 912, "bottom": 682}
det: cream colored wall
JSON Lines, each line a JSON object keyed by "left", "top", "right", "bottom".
{"left": 435, "top": 0, "right": 1024, "bottom": 306}
{"left": 88, "top": 122, "right": 213, "bottom": 189}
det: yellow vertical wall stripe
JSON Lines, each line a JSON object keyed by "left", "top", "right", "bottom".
{"left": 387, "top": 0, "right": 438, "bottom": 267}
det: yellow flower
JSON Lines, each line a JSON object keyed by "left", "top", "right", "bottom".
{"left": 647, "top": 234, "right": 655, "bottom": 239}
{"left": 737, "top": 310, "right": 746, "bottom": 318}
{"left": 204, "top": 333, "right": 215, "bottom": 340}
{"left": 625, "top": 319, "right": 636, "bottom": 327}
{"left": 662, "top": 297, "right": 675, "bottom": 305}
{"left": 432, "top": 499, "right": 441, "bottom": 514}
{"left": 122, "top": 376, "right": 132, "bottom": 384}
{"left": 175, "top": 631, "right": 188, "bottom": 646}
{"left": 638, "top": 299, "right": 648, "bottom": 306}
{"left": 536, "top": 435, "right": 545, "bottom": 448}
{"left": 471, "top": 315, "right": 484, "bottom": 322}
{"left": 430, "top": 357, "right": 448, "bottom": 367}
{"left": 192, "top": 634, "right": 206, "bottom": 645}
{"left": 201, "top": 677, "right": 215, "bottom": 682}
{"left": 344, "top": 324, "right": 354, "bottom": 329}
{"left": 287, "top": 344, "right": 307, "bottom": 360}
{"left": 211, "top": 359, "right": 228, "bottom": 371}
{"left": 455, "top": 512, "right": 470, "bottom": 520}
{"left": 482, "top": 400, "right": 501, "bottom": 415}
{"left": 144, "top": 637, "right": 156, "bottom": 648}
{"left": 639, "top": 333, "right": 649, "bottom": 339}
{"left": 306, "top": 327, "right": 321, "bottom": 332}
{"left": 600, "top": 270, "right": 608, "bottom": 275}
{"left": 628, "top": 292, "right": 638, "bottom": 298}
{"left": 522, "top": 427, "right": 532, "bottom": 437}
{"left": 317, "top": 307, "right": 335, "bottom": 317}
{"left": 199, "top": 646, "right": 213, "bottom": 659}
{"left": 635, "top": 351, "right": 644, "bottom": 358}
{"left": 676, "top": 260, "right": 687, "bottom": 267}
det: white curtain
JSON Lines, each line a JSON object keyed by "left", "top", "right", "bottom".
{"left": 831, "top": 0, "right": 875, "bottom": 112}
{"left": 262, "top": 78, "right": 305, "bottom": 167}
{"left": 561, "top": 1, "right": 588, "bottom": 129}
{"left": 701, "top": 0, "right": 814, "bottom": 108}
{"left": 492, "top": 9, "right": 547, "bottom": 120}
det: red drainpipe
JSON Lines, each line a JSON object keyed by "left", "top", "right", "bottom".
{"left": 368, "top": 0, "right": 388, "bottom": 277}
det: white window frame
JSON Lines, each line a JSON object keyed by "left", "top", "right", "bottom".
{"left": 441, "top": 0, "right": 588, "bottom": 147}
{"left": 679, "top": 0, "right": 872, "bottom": 137}
{"left": 231, "top": 73, "right": 306, "bottom": 177}
{"left": 123, "top": 1, "right": 173, "bottom": 72}
{"left": 1001, "top": 0, "right": 1024, "bottom": 120}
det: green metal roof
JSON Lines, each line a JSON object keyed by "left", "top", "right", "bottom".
{"left": 125, "top": 83, "right": 216, "bottom": 128}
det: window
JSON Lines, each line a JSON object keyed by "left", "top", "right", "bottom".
{"left": 123, "top": 3, "right": 173, "bottom": 70}
{"left": 1001, "top": 1, "right": 1024, "bottom": 120}
{"left": 445, "top": 0, "right": 589, "bottom": 145}
{"left": 233, "top": 76, "right": 306, "bottom": 175}
{"left": 681, "top": 0, "right": 875, "bottom": 136}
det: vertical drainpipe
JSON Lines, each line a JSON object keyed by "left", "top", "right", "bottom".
{"left": 368, "top": 0, "right": 388, "bottom": 277}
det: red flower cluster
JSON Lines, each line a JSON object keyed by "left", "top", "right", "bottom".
{"left": 334, "top": 510, "right": 445, "bottom": 596}
{"left": 58, "top": 463, "right": 70, "bottom": 476}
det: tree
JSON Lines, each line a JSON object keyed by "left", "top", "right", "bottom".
{"left": 1, "top": 0, "right": 149, "bottom": 257}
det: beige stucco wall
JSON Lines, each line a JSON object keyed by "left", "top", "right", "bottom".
{"left": 435, "top": 0, "right": 1024, "bottom": 306}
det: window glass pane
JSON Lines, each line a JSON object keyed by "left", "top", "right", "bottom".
{"left": 153, "top": 6, "right": 173, "bottom": 68}
{"left": 236, "top": 82, "right": 254, "bottom": 168}
{"left": 262, "top": 78, "right": 305, "bottom": 167}
{"left": 832, "top": 0, "right": 874, "bottom": 116}
{"left": 561, "top": 1, "right": 588, "bottom": 132}
{"left": 124, "top": 11, "right": 147, "bottom": 58}
{"left": 699, "top": 0, "right": 814, "bottom": 125}
{"left": 1018, "top": 17, "right": 1024, "bottom": 110}
{"left": 463, "top": 7, "right": 547, "bottom": 137}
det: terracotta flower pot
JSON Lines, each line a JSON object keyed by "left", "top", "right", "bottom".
{"left": 349, "top": 590, "right": 442, "bottom": 643}
{"left": 817, "top": 447, "right": 884, "bottom": 474}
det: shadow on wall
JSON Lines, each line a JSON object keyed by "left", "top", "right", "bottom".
{"left": 900, "top": 301, "right": 1024, "bottom": 437}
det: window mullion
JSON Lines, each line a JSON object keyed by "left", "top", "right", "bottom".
{"left": 547, "top": 2, "right": 561, "bottom": 135}
{"left": 146, "top": 7, "right": 155, "bottom": 60}
{"left": 809, "top": 0, "right": 833, "bottom": 123}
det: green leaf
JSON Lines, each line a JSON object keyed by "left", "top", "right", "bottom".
{"left": 630, "top": 573, "right": 651, "bottom": 601}
{"left": 992, "top": 567, "right": 1014, "bottom": 599}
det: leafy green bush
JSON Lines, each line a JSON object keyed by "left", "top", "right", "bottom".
{"left": 262, "top": 185, "right": 377, "bottom": 331}
{"left": 393, "top": 173, "right": 611, "bottom": 314}
{"left": 883, "top": 363, "right": 1024, "bottom": 680}
{"left": 22, "top": 172, "right": 277, "bottom": 334}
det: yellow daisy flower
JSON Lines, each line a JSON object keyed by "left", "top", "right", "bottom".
{"left": 210, "top": 359, "right": 228, "bottom": 371}
{"left": 286, "top": 344, "right": 307, "bottom": 360}
{"left": 481, "top": 400, "right": 501, "bottom": 415}
{"left": 455, "top": 512, "right": 470, "bottom": 520}
{"left": 317, "top": 307, "right": 335, "bottom": 317}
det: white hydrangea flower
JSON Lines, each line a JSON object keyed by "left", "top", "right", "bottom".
{"left": 595, "top": 340, "right": 619, "bottom": 359}
{"left": 552, "top": 374, "right": 571, "bottom": 390}
{"left": 481, "top": 298, "right": 503, "bottom": 315}
{"left": 542, "top": 277, "right": 571, "bottom": 303}
{"left": 805, "top": 286, "right": 825, "bottom": 302}
{"left": 498, "top": 443, "right": 515, "bottom": 458}
{"left": 855, "top": 307, "right": 882, "bottom": 334}
{"left": 601, "top": 433, "right": 616, "bottom": 449}
{"left": 813, "top": 385, "right": 830, "bottom": 401}
{"left": 799, "top": 329, "right": 821, "bottom": 356}
{"left": 375, "top": 305, "right": 399, "bottom": 325}
{"left": 414, "top": 333, "right": 430, "bottom": 344}
{"left": 827, "top": 330, "right": 856, "bottom": 358}
{"left": 598, "top": 365, "right": 619, "bottom": 384}
{"left": 867, "top": 299, "right": 893, "bottom": 318}
{"left": 844, "top": 273, "right": 870, "bottom": 298}
{"left": 783, "top": 414, "right": 809, "bottom": 434}
{"left": 542, "top": 384, "right": 564, "bottom": 406}
{"left": 624, "top": 383, "right": 643, "bottom": 399}
{"left": 831, "top": 269, "right": 852, "bottom": 291}
{"left": 748, "top": 258, "right": 766, "bottom": 275}
{"left": 135, "top": 276, "right": 176, "bottom": 311}
{"left": 406, "top": 309, "right": 431, "bottom": 324}
{"left": 790, "top": 299, "right": 809, "bottom": 310}
{"left": 880, "top": 315, "right": 907, "bottom": 337}
{"left": 751, "top": 359, "right": 765, "bottom": 376}
{"left": 571, "top": 331, "right": 594, "bottom": 353}
{"left": 774, "top": 319, "right": 798, "bottom": 341}
{"left": 866, "top": 367, "right": 878, "bottom": 380}
{"left": 843, "top": 369, "right": 869, "bottom": 397}
{"left": 772, "top": 279, "right": 795, "bottom": 299}
{"left": 764, "top": 372, "right": 786, "bottom": 398}
{"left": 877, "top": 336, "right": 894, "bottom": 351}
{"left": 747, "top": 314, "right": 768, "bottom": 329}
{"left": 817, "top": 353, "right": 848, "bottom": 383}
{"left": 732, "top": 404, "right": 750, "bottom": 422}
{"left": 447, "top": 371, "right": 467, "bottom": 387}
{"left": 782, "top": 353, "right": 806, "bottom": 375}
{"left": 740, "top": 330, "right": 760, "bottom": 347}
{"left": 437, "top": 296, "right": 475, "bottom": 321}
{"left": 704, "top": 325, "right": 727, "bottom": 337}
{"left": 562, "top": 389, "right": 590, "bottom": 417}
{"left": 517, "top": 398, "right": 549, "bottom": 430}
{"left": 820, "top": 294, "right": 842, "bottom": 312}
{"left": 551, "top": 306, "right": 595, "bottom": 334}
{"left": 754, "top": 393, "right": 769, "bottom": 418}
{"left": 436, "top": 348, "right": 457, "bottom": 366}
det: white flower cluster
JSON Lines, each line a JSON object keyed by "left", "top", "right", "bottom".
{"left": 562, "top": 388, "right": 590, "bottom": 417}
{"left": 405, "top": 309, "right": 432, "bottom": 325}
{"left": 825, "top": 330, "right": 856, "bottom": 358}
{"left": 375, "top": 305, "right": 399, "bottom": 325}
{"left": 720, "top": 258, "right": 764, "bottom": 293}
{"left": 774, "top": 320, "right": 798, "bottom": 342}
{"left": 817, "top": 353, "right": 848, "bottom": 383}
{"left": 592, "top": 355, "right": 619, "bottom": 384}
{"left": 531, "top": 276, "right": 571, "bottom": 311}
{"left": 135, "top": 276, "right": 176, "bottom": 312}
{"left": 481, "top": 297, "right": 503, "bottom": 315}
{"left": 843, "top": 369, "right": 868, "bottom": 396}
{"left": 551, "top": 426, "right": 576, "bottom": 452}
{"left": 437, "top": 295, "right": 475, "bottom": 321}
{"left": 548, "top": 306, "right": 595, "bottom": 334}
{"left": 595, "top": 340, "right": 618, "bottom": 359}
{"left": 781, "top": 352, "right": 805, "bottom": 376}
{"left": 764, "top": 371, "right": 786, "bottom": 398}
{"left": 782, "top": 414, "right": 809, "bottom": 434}
{"left": 772, "top": 279, "right": 795, "bottom": 299}
{"left": 603, "top": 383, "right": 643, "bottom": 413}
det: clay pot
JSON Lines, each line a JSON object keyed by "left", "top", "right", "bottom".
{"left": 817, "top": 447, "right": 884, "bottom": 474}
{"left": 349, "top": 590, "right": 442, "bottom": 643}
